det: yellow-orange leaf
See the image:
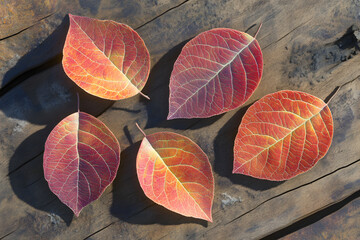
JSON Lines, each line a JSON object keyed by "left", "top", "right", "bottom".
{"left": 136, "top": 130, "right": 214, "bottom": 222}
{"left": 62, "top": 14, "right": 150, "bottom": 100}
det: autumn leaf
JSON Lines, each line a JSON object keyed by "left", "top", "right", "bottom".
{"left": 233, "top": 90, "right": 333, "bottom": 181}
{"left": 136, "top": 125, "right": 214, "bottom": 221}
{"left": 168, "top": 27, "right": 263, "bottom": 119}
{"left": 43, "top": 111, "right": 120, "bottom": 216}
{"left": 62, "top": 14, "right": 150, "bottom": 100}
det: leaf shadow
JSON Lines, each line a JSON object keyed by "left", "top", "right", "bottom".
{"left": 0, "top": 15, "right": 114, "bottom": 125}
{"left": 110, "top": 141, "right": 207, "bottom": 227}
{"left": 3, "top": 15, "right": 114, "bottom": 227}
{"left": 213, "top": 103, "right": 285, "bottom": 190}
{"left": 141, "top": 39, "right": 223, "bottom": 131}
{"left": 1, "top": 15, "right": 69, "bottom": 91}
{"left": 8, "top": 127, "right": 74, "bottom": 226}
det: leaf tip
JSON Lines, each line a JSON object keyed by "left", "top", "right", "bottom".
{"left": 72, "top": 207, "right": 81, "bottom": 217}
{"left": 167, "top": 112, "right": 175, "bottom": 120}
{"left": 199, "top": 211, "right": 213, "bottom": 222}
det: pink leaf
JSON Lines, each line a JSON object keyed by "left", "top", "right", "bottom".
{"left": 168, "top": 28, "right": 263, "bottom": 119}
{"left": 44, "top": 112, "right": 120, "bottom": 216}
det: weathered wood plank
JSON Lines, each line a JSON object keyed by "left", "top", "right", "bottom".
{"left": 3, "top": 0, "right": 358, "bottom": 179}
{"left": 0, "top": 0, "right": 359, "bottom": 239}
{"left": 204, "top": 161, "right": 360, "bottom": 240}
{"left": 1, "top": 48, "right": 359, "bottom": 240}
{"left": 281, "top": 195, "right": 360, "bottom": 239}
{"left": 90, "top": 160, "right": 360, "bottom": 240}
{"left": 0, "top": 0, "right": 186, "bottom": 178}
{"left": 0, "top": 64, "right": 114, "bottom": 179}
{"left": 0, "top": 0, "right": 186, "bottom": 87}
{"left": 48, "top": 77, "right": 358, "bottom": 240}
{"left": 0, "top": 0, "right": 56, "bottom": 39}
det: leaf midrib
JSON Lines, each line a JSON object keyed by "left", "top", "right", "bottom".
{"left": 75, "top": 111, "right": 80, "bottom": 214}
{"left": 146, "top": 138, "right": 210, "bottom": 220}
{"left": 236, "top": 104, "right": 329, "bottom": 170}
{"left": 71, "top": 17, "right": 140, "bottom": 93}
{"left": 169, "top": 36, "right": 256, "bottom": 118}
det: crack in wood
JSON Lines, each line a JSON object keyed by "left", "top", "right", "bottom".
{"left": 262, "top": 17, "right": 314, "bottom": 50}
{"left": 324, "top": 86, "right": 341, "bottom": 103}
{"left": 83, "top": 221, "right": 117, "bottom": 240}
{"left": 0, "top": 12, "right": 56, "bottom": 41}
{"left": 0, "top": 229, "right": 16, "bottom": 240}
{"left": 37, "top": 197, "right": 57, "bottom": 209}
{"left": 0, "top": 0, "right": 355, "bottom": 101}
{"left": 260, "top": 188, "right": 360, "bottom": 239}
{"left": 339, "top": 74, "right": 360, "bottom": 88}
{"left": 0, "top": 1, "right": 191, "bottom": 97}
{"left": 135, "top": 0, "right": 191, "bottom": 31}
{"left": 224, "top": 158, "right": 360, "bottom": 226}
{"left": 0, "top": 1, "right": 359, "bottom": 239}
{"left": 3, "top": 71, "right": 359, "bottom": 181}
{"left": 0, "top": 53, "right": 62, "bottom": 98}
{"left": 325, "top": 75, "right": 360, "bottom": 103}
{"left": 73, "top": 157, "right": 360, "bottom": 240}
{"left": 23, "top": 177, "right": 43, "bottom": 188}
{"left": 126, "top": 203, "right": 157, "bottom": 221}
{"left": 81, "top": 203, "right": 157, "bottom": 239}
{"left": 5, "top": 152, "right": 43, "bottom": 177}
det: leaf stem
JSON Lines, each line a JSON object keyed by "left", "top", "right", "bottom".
{"left": 140, "top": 91, "right": 150, "bottom": 100}
{"left": 254, "top": 22, "right": 263, "bottom": 39}
{"left": 135, "top": 122, "right": 146, "bottom": 137}
{"left": 77, "top": 93, "right": 80, "bottom": 112}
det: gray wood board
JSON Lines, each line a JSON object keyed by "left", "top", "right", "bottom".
{"left": 0, "top": 0, "right": 359, "bottom": 239}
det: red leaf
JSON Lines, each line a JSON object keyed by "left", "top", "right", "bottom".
{"left": 168, "top": 28, "right": 263, "bottom": 119}
{"left": 233, "top": 90, "right": 333, "bottom": 181}
{"left": 136, "top": 130, "right": 214, "bottom": 222}
{"left": 62, "top": 14, "right": 150, "bottom": 100}
{"left": 43, "top": 112, "right": 120, "bottom": 216}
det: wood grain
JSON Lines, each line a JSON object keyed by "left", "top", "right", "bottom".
{"left": 0, "top": 0, "right": 56, "bottom": 39}
{"left": 281, "top": 194, "right": 360, "bottom": 240}
{"left": 0, "top": 0, "right": 359, "bottom": 239}
{"left": 0, "top": 0, "right": 186, "bottom": 87}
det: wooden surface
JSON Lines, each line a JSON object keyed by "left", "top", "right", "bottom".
{"left": 0, "top": 0, "right": 359, "bottom": 239}
{"left": 280, "top": 192, "right": 360, "bottom": 239}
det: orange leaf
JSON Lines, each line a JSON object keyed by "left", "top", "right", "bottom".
{"left": 136, "top": 129, "right": 214, "bottom": 221}
{"left": 233, "top": 90, "right": 333, "bottom": 181}
{"left": 62, "top": 14, "right": 150, "bottom": 100}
